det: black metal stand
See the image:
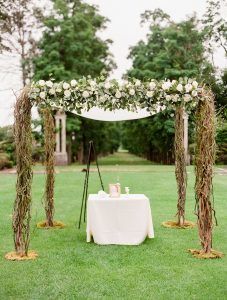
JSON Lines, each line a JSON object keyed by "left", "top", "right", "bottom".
{"left": 78, "top": 141, "right": 104, "bottom": 229}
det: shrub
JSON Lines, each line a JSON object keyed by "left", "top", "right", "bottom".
{"left": 0, "top": 152, "right": 13, "bottom": 170}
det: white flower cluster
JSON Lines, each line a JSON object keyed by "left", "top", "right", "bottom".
{"left": 29, "top": 76, "right": 202, "bottom": 113}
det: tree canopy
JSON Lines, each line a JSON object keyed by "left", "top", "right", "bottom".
{"left": 33, "top": 0, "right": 118, "bottom": 162}
{"left": 123, "top": 10, "right": 213, "bottom": 162}
{"left": 33, "top": 0, "right": 115, "bottom": 81}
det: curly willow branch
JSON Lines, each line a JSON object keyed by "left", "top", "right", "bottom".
{"left": 43, "top": 108, "right": 55, "bottom": 227}
{"left": 13, "top": 87, "right": 33, "bottom": 256}
{"left": 175, "top": 106, "right": 187, "bottom": 226}
{"left": 195, "top": 88, "right": 216, "bottom": 253}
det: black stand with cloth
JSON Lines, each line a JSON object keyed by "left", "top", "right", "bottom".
{"left": 78, "top": 141, "right": 104, "bottom": 229}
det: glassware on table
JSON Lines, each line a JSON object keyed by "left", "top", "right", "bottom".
{"left": 125, "top": 187, "right": 130, "bottom": 196}
{"left": 98, "top": 190, "right": 107, "bottom": 198}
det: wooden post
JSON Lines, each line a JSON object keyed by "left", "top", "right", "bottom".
{"left": 183, "top": 111, "right": 190, "bottom": 165}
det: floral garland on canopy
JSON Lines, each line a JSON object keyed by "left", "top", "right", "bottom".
{"left": 29, "top": 76, "right": 201, "bottom": 113}
{"left": 30, "top": 76, "right": 200, "bottom": 232}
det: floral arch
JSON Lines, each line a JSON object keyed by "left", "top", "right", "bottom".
{"left": 10, "top": 75, "right": 219, "bottom": 260}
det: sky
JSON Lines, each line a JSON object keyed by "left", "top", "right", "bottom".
{"left": 0, "top": 0, "right": 226, "bottom": 126}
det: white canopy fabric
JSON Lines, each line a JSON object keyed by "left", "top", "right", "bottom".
{"left": 71, "top": 107, "right": 152, "bottom": 121}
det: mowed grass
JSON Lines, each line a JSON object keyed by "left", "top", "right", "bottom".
{"left": 0, "top": 152, "right": 227, "bottom": 299}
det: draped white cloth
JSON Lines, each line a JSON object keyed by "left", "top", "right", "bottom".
{"left": 86, "top": 194, "right": 154, "bottom": 245}
{"left": 71, "top": 107, "right": 152, "bottom": 121}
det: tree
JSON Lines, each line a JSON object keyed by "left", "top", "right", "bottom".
{"left": 33, "top": 0, "right": 115, "bottom": 81}
{"left": 122, "top": 112, "right": 175, "bottom": 164}
{"left": 32, "top": 0, "right": 119, "bottom": 227}
{"left": 0, "top": 125, "right": 15, "bottom": 169}
{"left": 33, "top": 0, "right": 117, "bottom": 162}
{"left": 125, "top": 10, "right": 212, "bottom": 226}
{"left": 125, "top": 11, "right": 212, "bottom": 162}
{"left": 202, "top": 0, "right": 227, "bottom": 115}
{"left": 128, "top": 12, "right": 212, "bottom": 80}
{"left": 0, "top": 0, "right": 43, "bottom": 85}
{"left": 202, "top": 0, "right": 227, "bottom": 61}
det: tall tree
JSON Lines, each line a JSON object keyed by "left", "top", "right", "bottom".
{"left": 33, "top": 0, "right": 119, "bottom": 227}
{"left": 125, "top": 10, "right": 213, "bottom": 226}
{"left": 0, "top": 0, "right": 43, "bottom": 85}
{"left": 33, "top": 0, "right": 117, "bottom": 162}
{"left": 33, "top": 0, "right": 115, "bottom": 81}
{"left": 125, "top": 10, "right": 212, "bottom": 162}
{"left": 202, "top": 0, "right": 227, "bottom": 113}
{"left": 32, "top": 0, "right": 118, "bottom": 148}
{"left": 202, "top": 0, "right": 227, "bottom": 61}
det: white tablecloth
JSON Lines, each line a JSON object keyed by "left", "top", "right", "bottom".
{"left": 86, "top": 194, "right": 154, "bottom": 245}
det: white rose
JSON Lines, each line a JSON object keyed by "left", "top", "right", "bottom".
{"left": 135, "top": 80, "right": 141, "bottom": 87}
{"left": 70, "top": 80, "right": 77, "bottom": 87}
{"left": 185, "top": 83, "right": 192, "bottom": 93}
{"left": 192, "top": 90, "right": 198, "bottom": 97}
{"left": 38, "top": 80, "right": 45, "bottom": 87}
{"left": 90, "top": 80, "right": 96, "bottom": 87}
{"left": 49, "top": 88, "right": 55, "bottom": 95}
{"left": 176, "top": 84, "right": 183, "bottom": 92}
{"left": 166, "top": 95, "right": 171, "bottom": 101}
{"left": 129, "top": 89, "right": 135, "bottom": 96}
{"left": 149, "top": 82, "right": 156, "bottom": 90}
{"left": 99, "top": 96, "right": 105, "bottom": 103}
{"left": 174, "top": 94, "right": 180, "bottom": 102}
{"left": 115, "top": 91, "right": 121, "bottom": 98}
{"left": 104, "top": 82, "right": 111, "bottom": 89}
{"left": 162, "top": 81, "right": 171, "bottom": 90}
{"left": 46, "top": 80, "right": 53, "bottom": 88}
{"left": 192, "top": 81, "right": 198, "bottom": 88}
{"left": 82, "top": 91, "right": 90, "bottom": 98}
{"left": 34, "top": 88, "right": 40, "bottom": 93}
{"left": 39, "top": 92, "right": 46, "bottom": 99}
{"left": 146, "top": 91, "right": 153, "bottom": 98}
{"left": 56, "top": 88, "right": 62, "bottom": 93}
{"left": 63, "top": 82, "right": 70, "bottom": 89}
{"left": 64, "top": 90, "right": 71, "bottom": 98}
{"left": 183, "top": 94, "right": 192, "bottom": 102}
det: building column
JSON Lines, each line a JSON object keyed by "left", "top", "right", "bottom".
{"left": 54, "top": 110, "right": 68, "bottom": 165}
{"left": 183, "top": 111, "right": 190, "bottom": 165}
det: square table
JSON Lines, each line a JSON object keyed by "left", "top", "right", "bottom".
{"left": 86, "top": 194, "right": 154, "bottom": 245}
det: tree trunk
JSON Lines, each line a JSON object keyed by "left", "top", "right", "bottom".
{"left": 175, "top": 106, "right": 187, "bottom": 226}
{"left": 195, "top": 89, "right": 216, "bottom": 253}
{"left": 43, "top": 108, "right": 55, "bottom": 227}
{"left": 13, "top": 87, "right": 32, "bottom": 256}
{"left": 77, "top": 142, "right": 84, "bottom": 164}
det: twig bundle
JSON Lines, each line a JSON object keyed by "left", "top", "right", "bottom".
{"left": 195, "top": 88, "right": 216, "bottom": 254}
{"left": 175, "top": 106, "right": 187, "bottom": 226}
{"left": 13, "top": 87, "right": 33, "bottom": 256}
{"left": 43, "top": 108, "right": 55, "bottom": 227}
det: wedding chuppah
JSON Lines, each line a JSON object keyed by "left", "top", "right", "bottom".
{"left": 86, "top": 194, "right": 154, "bottom": 245}
{"left": 8, "top": 75, "right": 222, "bottom": 260}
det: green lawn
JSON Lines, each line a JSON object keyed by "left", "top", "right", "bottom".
{"left": 0, "top": 152, "right": 227, "bottom": 299}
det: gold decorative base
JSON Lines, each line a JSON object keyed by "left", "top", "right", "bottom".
{"left": 162, "top": 220, "right": 195, "bottom": 229}
{"left": 5, "top": 250, "right": 38, "bottom": 261}
{"left": 36, "top": 220, "right": 65, "bottom": 229}
{"left": 188, "top": 249, "right": 224, "bottom": 259}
